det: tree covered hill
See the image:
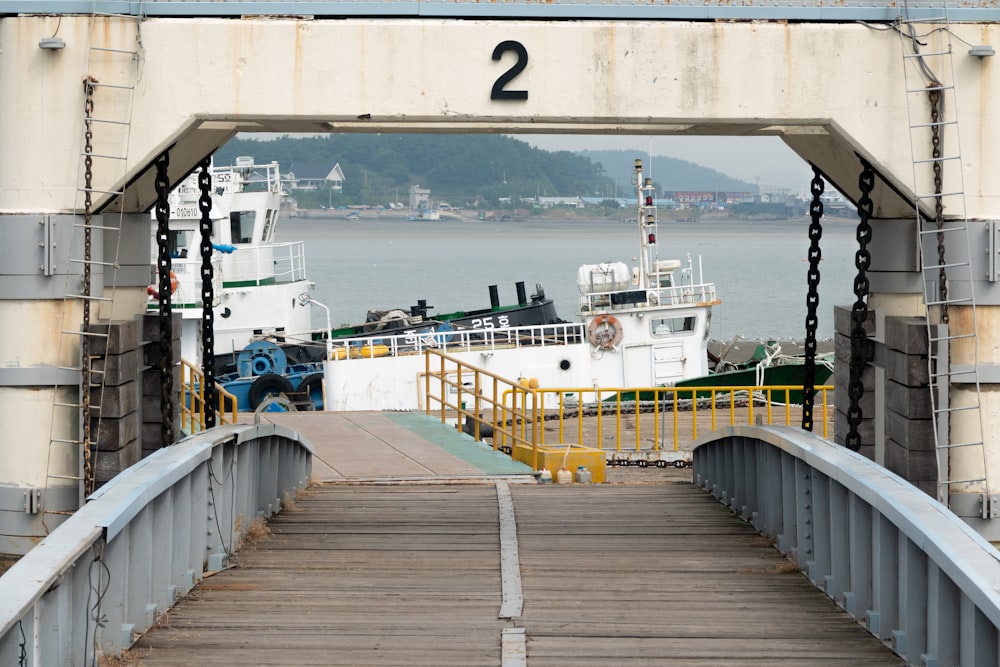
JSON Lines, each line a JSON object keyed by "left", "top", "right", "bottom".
{"left": 214, "top": 134, "right": 755, "bottom": 206}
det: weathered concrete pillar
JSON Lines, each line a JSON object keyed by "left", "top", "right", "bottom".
{"left": 0, "top": 212, "right": 150, "bottom": 553}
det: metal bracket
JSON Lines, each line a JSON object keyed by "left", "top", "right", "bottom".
{"left": 23, "top": 487, "right": 41, "bottom": 514}
{"left": 987, "top": 220, "right": 1000, "bottom": 282}
{"left": 40, "top": 215, "right": 56, "bottom": 276}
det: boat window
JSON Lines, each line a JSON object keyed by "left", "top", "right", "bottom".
{"left": 169, "top": 230, "right": 192, "bottom": 258}
{"left": 230, "top": 210, "right": 256, "bottom": 244}
{"left": 658, "top": 273, "right": 673, "bottom": 288}
{"left": 261, "top": 210, "right": 275, "bottom": 242}
{"left": 651, "top": 316, "right": 695, "bottom": 336}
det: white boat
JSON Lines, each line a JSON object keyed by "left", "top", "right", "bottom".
{"left": 322, "top": 158, "right": 721, "bottom": 411}
{"left": 148, "top": 157, "right": 315, "bottom": 367}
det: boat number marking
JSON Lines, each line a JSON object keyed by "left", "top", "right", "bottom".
{"left": 471, "top": 315, "right": 510, "bottom": 329}
{"left": 491, "top": 41, "right": 528, "bottom": 101}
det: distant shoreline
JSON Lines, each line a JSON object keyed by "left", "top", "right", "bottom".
{"left": 290, "top": 207, "right": 858, "bottom": 224}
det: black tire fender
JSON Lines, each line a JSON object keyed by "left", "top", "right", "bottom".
{"left": 248, "top": 373, "right": 295, "bottom": 409}
{"left": 296, "top": 373, "right": 326, "bottom": 409}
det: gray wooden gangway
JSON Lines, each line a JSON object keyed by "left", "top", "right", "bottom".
{"left": 132, "top": 412, "right": 899, "bottom": 665}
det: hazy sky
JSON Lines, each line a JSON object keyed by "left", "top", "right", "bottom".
{"left": 512, "top": 134, "right": 814, "bottom": 193}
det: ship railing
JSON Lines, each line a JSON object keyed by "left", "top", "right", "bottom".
{"left": 495, "top": 385, "right": 833, "bottom": 457}
{"left": 180, "top": 358, "right": 240, "bottom": 432}
{"left": 0, "top": 423, "right": 311, "bottom": 664}
{"left": 221, "top": 241, "right": 308, "bottom": 285}
{"left": 578, "top": 281, "right": 718, "bottom": 312}
{"left": 149, "top": 257, "right": 223, "bottom": 309}
{"left": 327, "top": 321, "right": 586, "bottom": 360}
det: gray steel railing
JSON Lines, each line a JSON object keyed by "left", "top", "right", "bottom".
{"left": 694, "top": 425, "right": 1000, "bottom": 666}
{"left": 0, "top": 423, "right": 312, "bottom": 666}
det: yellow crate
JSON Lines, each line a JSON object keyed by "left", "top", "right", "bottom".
{"left": 512, "top": 443, "right": 606, "bottom": 483}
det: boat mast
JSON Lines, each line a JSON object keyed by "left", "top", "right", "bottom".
{"left": 634, "top": 158, "right": 659, "bottom": 290}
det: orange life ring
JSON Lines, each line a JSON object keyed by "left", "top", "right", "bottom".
{"left": 588, "top": 314, "right": 623, "bottom": 350}
{"left": 147, "top": 271, "right": 178, "bottom": 300}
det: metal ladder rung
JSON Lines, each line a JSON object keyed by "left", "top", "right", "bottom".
{"left": 73, "top": 223, "right": 122, "bottom": 232}
{"left": 54, "top": 402, "right": 83, "bottom": 409}
{"left": 82, "top": 151, "right": 128, "bottom": 161}
{"left": 47, "top": 474, "right": 84, "bottom": 481}
{"left": 909, "top": 119, "right": 958, "bottom": 131}
{"left": 65, "top": 294, "right": 114, "bottom": 302}
{"left": 60, "top": 330, "right": 109, "bottom": 338}
{"left": 68, "top": 258, "right": 117, "bottom": 267}
{"left": 915, "top": 190, "right": 965, "bottom": 199}
{"left": 84, "top": 117, "right": 131, "bottom": 127}
{"left": 934, "top": 404, "right": 981, "bottom": 415}
{"left": 924, "top": 261, "right": 971, "bottom": 271}
{"left": 50, "top": 438, "right": 81, "bottom": 445}
{"left": 80, "top": 187, "right": 126, "bottom": 196}
{"left": 929, "top": 331, "right": 977, "bottom": 342}
{"left": 924, "top": 297, "right": 974, "bottom": 307}
{"left": 905, "top": 84, "right": 954, "bottom": 95}
{"left": 913, "top": 155, "right": 961, "bottom": 165}
{"left": 90, "top": 82, "right": 135, "bottom": 91}
{"left": 938, "top": 440, "right": 985, "bottom": 450}
{"left": 91, "top": 46, "right": 138, "bottom": 55}
{"left": 940, "top": 477, "right": 987, "bottom": 486}
{"left": 903, "top": 48, "right": 953, "bottom": 59}
{"left": 919, "top": 228, "right": 968, "bottom": 238}
{"left": 930, "top": 369, "right": 977, "bottom": 381}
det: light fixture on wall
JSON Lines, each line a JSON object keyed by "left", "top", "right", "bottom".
{"left": 969, "top": 45, "right": 995, "bottom": 57}
{"left": 38, "top": 37, "right": 65, "bottom": 50}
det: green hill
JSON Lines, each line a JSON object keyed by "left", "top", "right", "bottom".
{"left": 580, "top": 149, "right": 756, "bottom": 194}
{"left": 213, "top": 134, "right": 754, "bottom": 207}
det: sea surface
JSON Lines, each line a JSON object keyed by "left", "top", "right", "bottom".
{"left": 276, "top": 215, "right": 861, "bottom": 341}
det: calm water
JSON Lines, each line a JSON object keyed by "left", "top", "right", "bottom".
{"left": 276, "top": 215, "right": 860, "bottom": 341}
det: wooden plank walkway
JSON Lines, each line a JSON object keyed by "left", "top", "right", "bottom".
{"left": 135, "top": 481, "right": 900, "bottom": 665}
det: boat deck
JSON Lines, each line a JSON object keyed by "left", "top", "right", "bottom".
{"left": 134, "top": 412, "right": 898, "bottom": 665}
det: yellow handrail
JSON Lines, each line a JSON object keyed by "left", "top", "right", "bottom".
{"left": 180, "top": 359, "right": 239, "bottom": 433}
{"left": 421, "top": 349, "right": 834, "bottom": 465}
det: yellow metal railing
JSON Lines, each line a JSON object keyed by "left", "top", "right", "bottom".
{"left": 422, "top": 349, "right": 834, "bottom": 465}
{"left": 423, "top": 349, "right": 548, "bottom": 469}
{"left": 495, "top": 385, "right": 833, "bottom": 456}
{"left": 180, "top": 359, "right": 239, "bottom": 433}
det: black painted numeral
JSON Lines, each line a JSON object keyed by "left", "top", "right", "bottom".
{"left": 491, "top": 41, "right": 528, "bottom": 100}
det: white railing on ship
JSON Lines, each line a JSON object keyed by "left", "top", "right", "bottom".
{"left": 223, "top": 241, "right": 308, "bottom": 285}
{"left": 579, "top": 281, "right": 717, "bottom": 312}
{"left": 150, "top": 256, "right": 224, "bottom": 308}
{"left": 328, "top": 321, "right": 586, "bottom": 359}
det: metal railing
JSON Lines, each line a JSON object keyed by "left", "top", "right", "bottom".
{"left": 180, "top": 358, "right": 239, "bottom": 432}
{"left": 221, "top": 240, "right": 308, "bottom": 285}
{"left": 498, "top": 385, "right": 833, "bottom": 456}
{"left": 694, "top": 425, "right": 1000, "bottom": 665}
{"left": 578, "top": 281, "right": 719, "bottom": 314}
{"left": 422, "top": 348, "right": 833, "bottom": 464}
{"left": 423, "top": 349, "right": 547, "bottom": 469}
{"left": 332, "top": 321, "right": 585, "bottom": 361}
{"left": 0, "top": 423, "right": 312, "bottom": 665}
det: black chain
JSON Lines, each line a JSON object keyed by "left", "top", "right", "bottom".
{"left": 929, "top": 88, "right": 949, "bottom": 324}
{"left": 198, "top": 158, "right": 217, "bottom": 428}
{"left": 846, "top": 161, "right": 875, "bottom": 451}
{"left": 801, "top": 168, "right": 824, "bottom": 432}
{"left": 82, "top": 78, "right": 97, "bottom": 494}
{"left": 154, "top": 153, "right": 174, "bottom": 446}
